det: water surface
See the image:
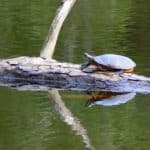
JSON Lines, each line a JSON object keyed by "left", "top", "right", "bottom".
{"left": 0, "top": 0, "right": 150, "bottom": 150}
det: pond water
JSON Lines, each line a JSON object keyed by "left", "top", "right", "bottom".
{"left": 0, "top": 0, "right": 150, "bottom": 150}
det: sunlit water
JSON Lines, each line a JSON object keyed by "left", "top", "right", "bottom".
{"left": 0, "top": 0, "right": 150, "bottom": 150}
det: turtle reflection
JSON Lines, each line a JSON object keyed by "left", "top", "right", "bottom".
{"left": 86, "top": 91, "right": 136, "bottom": 107}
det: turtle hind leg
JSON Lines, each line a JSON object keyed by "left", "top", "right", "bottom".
{"left": 124, "top": 68, "right": 134, "bottom": 73}
{"left": 80, "top": 62, "right": 90, "bottom": 70}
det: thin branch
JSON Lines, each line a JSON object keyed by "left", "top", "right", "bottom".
{"left": 40, "top": 0, "right": 76, "bottom": 59}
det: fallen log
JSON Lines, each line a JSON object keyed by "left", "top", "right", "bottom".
{"left": 0, "top": 56, "right": 150, "bottom": 94}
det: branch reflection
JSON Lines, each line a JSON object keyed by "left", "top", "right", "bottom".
{"left": 48, "top": 89, "right": 94, "bottom": 150}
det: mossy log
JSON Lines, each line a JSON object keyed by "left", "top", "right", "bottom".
{"left": 0, "top": 56, "right": 150, "bottom": 94}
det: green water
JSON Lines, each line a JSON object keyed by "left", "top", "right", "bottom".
{"left": 0, "top": 0, "right": 150, "bottom": 150}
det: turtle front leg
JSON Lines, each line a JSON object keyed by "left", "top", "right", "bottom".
{"left": 80, "top": 62, "right": 90, "bottom": 70}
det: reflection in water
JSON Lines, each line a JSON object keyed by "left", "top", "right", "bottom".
{"left": 48, "top": 89, "right": 94, "bottom": 150}
{"left": 87, "top": 91, "right": 136, "bottom": 107}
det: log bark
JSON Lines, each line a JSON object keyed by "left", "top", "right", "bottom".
{"left": 0, "top": 56, "right": 150, "bottom": 94}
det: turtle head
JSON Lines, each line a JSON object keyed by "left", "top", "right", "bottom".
{"left": 84, "top": 52, "right": 94, "bottom": 60}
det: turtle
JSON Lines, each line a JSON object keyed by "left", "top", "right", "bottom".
{"left": 81, "top": 52, "right": 136, "bottom": 73}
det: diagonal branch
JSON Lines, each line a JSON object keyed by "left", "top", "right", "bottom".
{"left": 40, "top": 0, "right": 76, "bottom": 59}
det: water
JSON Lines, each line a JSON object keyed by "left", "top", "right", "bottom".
{"left": 0, "top": 0, "right": 150, "bottom": 150}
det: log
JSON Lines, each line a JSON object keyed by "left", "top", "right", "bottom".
{"left": 0, "top": 56, "right": 150, "bottom": 94}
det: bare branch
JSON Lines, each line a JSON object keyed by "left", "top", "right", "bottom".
{"left": 40, "top": 0, "right": 76, "bottom": 59}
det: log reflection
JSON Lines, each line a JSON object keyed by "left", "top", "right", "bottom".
{"left": 86, "top": 91, "right": 136, "bottom": 107}
{"left": 48, "top": 89, "right": 94, "bottom": 150}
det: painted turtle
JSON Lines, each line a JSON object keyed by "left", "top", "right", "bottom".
{"left": 81, "top": 53, "right": 136, "bottom": 73}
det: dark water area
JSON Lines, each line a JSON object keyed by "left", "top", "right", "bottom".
{"left": 0, "top": 0, "right": 150, "bottom": 150}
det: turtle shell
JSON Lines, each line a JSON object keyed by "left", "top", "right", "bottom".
{"left": 94, "top": 54, "right": 136, "bottom": 69}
